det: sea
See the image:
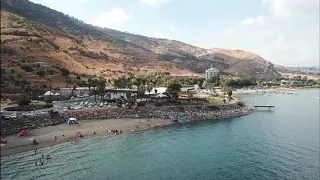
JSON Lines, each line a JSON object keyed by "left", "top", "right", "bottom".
{"left": 1, "top": 89, "right": 319, "bottom": 180}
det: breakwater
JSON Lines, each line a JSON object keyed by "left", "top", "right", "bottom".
{"left": 1, "top": 104, "right": 252, "bottom": 136}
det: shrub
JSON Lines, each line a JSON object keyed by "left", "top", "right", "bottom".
{"left": 60, "top": 68, "right": 70, "bottom": 76}
{"left": 20, "top": 63, "right": 34, "bottom": 72}
{"left": 17, "top": 94, "right": 30, "bottom": 106}
{"left": 5, "top": 104, "right": 53, "bottom": 111}
{"left": 37, "top": 70, "right": 45, "bottom": 77}
{"left": 1, "top": 45, "right": 16, "bottom": 55}
{"left": 237, "top": 101, "right": 245, "bottom": 107}
{"left": 136, "top": 102, "right": 146, "bottom": 107}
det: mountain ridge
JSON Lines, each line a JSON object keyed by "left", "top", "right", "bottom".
{"left": 1, "top": 0, "right": 280, "bottom": 84}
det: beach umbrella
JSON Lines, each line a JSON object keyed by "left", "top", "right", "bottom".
{"left": 18, "top": 129, "right": 29, "bottom": 136}
{"left": 76, "top": 131, "right": 81, "bottom": 135}
{"left": 18, "top": 131, "right": 25, "bottom": 136}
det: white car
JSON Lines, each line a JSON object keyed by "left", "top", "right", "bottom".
{"left": 22, "top": 112, "right": 34, "bottom": 116}
{"left": 9, "top": 114, "right": 17, "bottom": 118}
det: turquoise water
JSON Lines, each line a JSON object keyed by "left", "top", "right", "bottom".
{"left": 1, "top": 89, "right": 319, "bottom": 180}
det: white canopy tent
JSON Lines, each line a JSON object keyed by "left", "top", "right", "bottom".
{"left": 44, "top": 91, "right": 54, "bottom": 96}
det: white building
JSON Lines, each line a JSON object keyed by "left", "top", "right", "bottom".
{"left": 205, "top": 67, "right": 220, "bottom": 79}
{"left": 59, "top": 87, "right": 92, "bottom": 96}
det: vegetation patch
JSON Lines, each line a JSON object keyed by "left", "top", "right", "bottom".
{"left": 236, "top": 101, "right": 245, "bottom": 107}
{"left": 5, "top": 104, "right": 53, "bottom": 111}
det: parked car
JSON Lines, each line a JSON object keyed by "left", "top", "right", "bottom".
{"left": 22, "top": 112, "right": 34, "bottom": 116}
{"left": 9, "top": 113, "right": 17, "bottom": 119}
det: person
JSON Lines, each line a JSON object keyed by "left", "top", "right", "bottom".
{"left": 93, "top": 132, "right": 96, "bottom": 135}
{"left": 46, "top": 154, "right": 52, "bottom": 160}
{"left": 32, "top": 139, "right": 38, "bottom": 145}
{"left": 34, "top": 149, "right": 37, "bottom": 155}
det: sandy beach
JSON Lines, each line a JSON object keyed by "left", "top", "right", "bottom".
{"left": 0, "top": 118, "right": 173, "bottom": 157}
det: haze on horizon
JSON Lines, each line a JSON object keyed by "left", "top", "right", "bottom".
{"left": 29, "top": 0, "right": 319, "bottom": 67}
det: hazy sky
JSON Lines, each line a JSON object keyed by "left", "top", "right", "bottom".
{"left": 29, "top": 0, "right": 319, "bottom": 67}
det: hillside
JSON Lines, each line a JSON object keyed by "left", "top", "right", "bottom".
{"left": 0, "top": 0, "right": 279, "bottom": 91}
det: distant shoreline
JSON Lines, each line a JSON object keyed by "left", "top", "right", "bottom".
{"left": 234, "top": 87, "right": 319, "bottom": 94}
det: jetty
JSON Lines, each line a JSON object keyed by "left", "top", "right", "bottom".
{"left": 253, "top": 105, "right": 275, "bottom": 111}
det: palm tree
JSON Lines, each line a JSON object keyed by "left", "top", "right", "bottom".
{"left": 97, "top": 77, "right": 106, "bottom": 101}
{"left": 146, "top": 84, "right": 153, "bottom": 100}
{"left": 72, "top": 85, "right": 77, "bottom": 97}
{"left": 92, "top": 79, "right": 99, "bottom": 102}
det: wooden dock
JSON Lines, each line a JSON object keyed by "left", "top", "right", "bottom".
{"left": 253, "top": 105, "right": 275, "bottom": 111}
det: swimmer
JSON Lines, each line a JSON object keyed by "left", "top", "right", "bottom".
{"left": 46, "top": 154, "right": 52, "bottom": 160}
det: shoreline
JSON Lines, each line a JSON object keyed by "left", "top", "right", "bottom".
{"left": 233, "top": 87, "right": 316, "bottom": 94}
{"left": 0, "top": 107, "right": 251, "bottom": 157}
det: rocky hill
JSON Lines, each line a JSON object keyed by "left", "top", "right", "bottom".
{"left": 0, "top": 0, "right": 279, "bottom": 90}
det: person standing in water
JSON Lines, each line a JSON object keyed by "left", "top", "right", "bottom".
{"left": 34, "top": 149, "right": 37, "bottom": 155}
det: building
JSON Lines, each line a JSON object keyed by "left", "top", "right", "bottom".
{"left": 205, "top": 67, "right": 220, "bottom": 79}
{"left": 59, "top": 87, "right": 92, "bottom": 96}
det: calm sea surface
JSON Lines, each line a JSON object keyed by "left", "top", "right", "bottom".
{"left": 1, "top": 89, "right": 319, "bottom": 180}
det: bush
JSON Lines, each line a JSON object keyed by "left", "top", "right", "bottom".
{"left": 20, "top": 63, "right": 34, "bottom": 72}
{"left": 5, "top": 104, "right": 53, "bottom": 111}
{"left": 237, "top": 101, "right": 245, "bottom": 107}
{"left": 44, "top": 99, "right": 53, "bottom": 104}
{"left": 136, "top": 102, "right": 146, "bottom": 107}
{"left": 60, "top": 68, "right": 70, "bottom": 76}
{"left": 1, "top": 45, "right": 16, "bottom": 55}
{"left": 37, "top": 70, "right": 45, "bottom": 77}
{"left": 17, "top": 94, "right": 30, "bottom": 106}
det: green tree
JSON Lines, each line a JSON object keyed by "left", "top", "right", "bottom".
{"left": 166, "top": 79, "right": 182, "bottom": 99}
{"left": 97, "top": 77, "right": 106, "bottom": 101}
{"left": 206, "top": 76, "right": 220, "bottom": 87}
{"left": 17, "top": 93, "right": 30, "bottom": 106}
{"left": 227, "top": 89, "right": 232, "bottom": 100}
{"left": 146, "top": 84, "right": 153, "bottom": 95}
{"left": 37, "top": 70, "right": 45, "bottom": 77}
{"left": 72, "top": 85, "right": 77, "bottom": 96}
{"left": 61, "top": 68, "right": 70, "bottom": 77}
{"left": 197, "top": 78, "right": 205, "bottom": 88}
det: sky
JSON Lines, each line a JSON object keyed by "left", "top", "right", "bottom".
{"left": 29, "top": 0, "right": 319, "bottom": 67}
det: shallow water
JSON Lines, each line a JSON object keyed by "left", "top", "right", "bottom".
{"left": 1, "top": 89, "right": 319, "bottom": 180}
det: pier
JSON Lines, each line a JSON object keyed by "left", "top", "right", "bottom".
{"left": 253, "top": 105, "right": 275, "bottom": 111}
